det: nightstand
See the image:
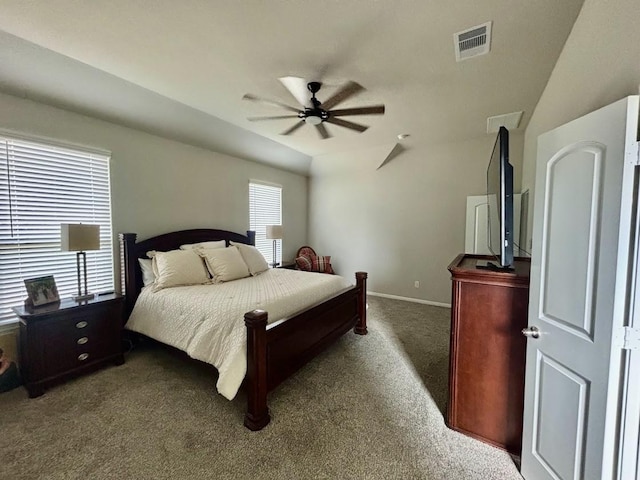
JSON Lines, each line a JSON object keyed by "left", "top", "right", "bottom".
{"left": 13, "top": 293, "right": 125, "bottom": 398}
{"left": 277, "top": 261, "right": 297, "bottom": 270}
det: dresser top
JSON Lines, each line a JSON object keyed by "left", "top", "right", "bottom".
{"left": 12, "top": 293, "right": 123, "bottom": 319}
{"left": 448, "top": 254, "right": 531, "bottom": 284}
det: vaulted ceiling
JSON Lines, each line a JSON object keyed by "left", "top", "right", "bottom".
{"left": 0, "top": 1, "right": 584, "bottom": 174}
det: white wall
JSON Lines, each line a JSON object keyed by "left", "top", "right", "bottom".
{"left": 0, "top": 92, "right": 308, "bottom": 284}
{"left": 522, "top": 0, "right": 640, "bottom": 248}
{"left": 309, "top": 133, "right": 524, "bottom": 305}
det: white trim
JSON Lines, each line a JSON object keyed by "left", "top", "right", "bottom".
{"left": 368, "top": 291, "right": 451, "bottom": 308}
{"left": 0, "top": 128, "right": 112, "bottom": 157}
{"left": 0, "top": 321, "right": 19, "bottom": 335}
{"left": 248, "top": 179, "right": 282, "bottom": 189}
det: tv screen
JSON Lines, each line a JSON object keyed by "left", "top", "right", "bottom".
{"left": 486, "top": 126, "right": 514, "bottom": 268}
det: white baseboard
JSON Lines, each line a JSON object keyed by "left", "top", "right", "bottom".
{"left": 367, "top": 291, "right": 451, "bottom": 308}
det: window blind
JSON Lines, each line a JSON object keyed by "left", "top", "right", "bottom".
{"left": 0, "top": 135, "right": 114, "bottom": 325}
{"left": 249, "top": 182, "right": 282, "bottom": 265}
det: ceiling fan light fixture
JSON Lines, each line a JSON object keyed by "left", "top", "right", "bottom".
{"left": 305, "top": 115, "right": 323, "bottom": 126}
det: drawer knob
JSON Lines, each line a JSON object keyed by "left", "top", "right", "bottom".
{"left": 76, "top": 321, "right": 88, "bottom": 329}
{"left": 77, "top": 337, "right": 89, "bottom": 345}
{"left": 78, "top": 353, "right": 89, "bottom": 361}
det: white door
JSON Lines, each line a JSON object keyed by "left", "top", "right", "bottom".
{"left": 465, "top": 194, "right": 522, "bottom": 255}
{"left": 521, "top": 96, "right": 639, "bottom": 479}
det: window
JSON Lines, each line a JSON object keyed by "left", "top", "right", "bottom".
{"left": 0, "top": 134, "right": 114, "bottom": 325}
{"left": 249, "top": 181, "right": 282, "bottom": 265}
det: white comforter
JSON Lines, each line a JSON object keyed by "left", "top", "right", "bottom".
{"left": 125, "top": 269, "right": 351, "bottom": 400}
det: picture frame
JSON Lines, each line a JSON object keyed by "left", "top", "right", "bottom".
{"left": 24, "top": 275, "right": 60, "bottom": 307}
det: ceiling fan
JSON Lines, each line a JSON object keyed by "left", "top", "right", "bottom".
{"left": 243, "top": 77, "right": 385, "bottom": 139}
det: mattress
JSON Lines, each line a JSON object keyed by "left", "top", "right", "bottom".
{"left": 125, "top": 268, "right": 351, "bottom": 399}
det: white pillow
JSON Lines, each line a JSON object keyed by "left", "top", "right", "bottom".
{"left": 138, "top": 258, "right": 156, "bottom": 287}
{"left": 179, "top": 240, "right": 226, "bottom": 250}
{"left": 198, "top": 246, "right": 250, "bottom": 283}
{"left": 230, "top": 241, "right": 269, "bottom": 275}
{"left": 149, "top": 249, "right": 211, "bottom": 291}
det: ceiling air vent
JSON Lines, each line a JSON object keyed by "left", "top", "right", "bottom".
{"left": 487, "top": 111, "right": 524, "bottom": 134}
{"left": 454, "top": 21, "right": 492, "bottom": 62}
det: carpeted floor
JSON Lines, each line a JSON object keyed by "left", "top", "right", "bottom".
{"left": 0, "top": 296, "right": 522, "bottom": 479}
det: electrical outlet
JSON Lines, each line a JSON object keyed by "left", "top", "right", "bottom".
{"left": 414, "top": 281, "right": 420, "bottom": 288}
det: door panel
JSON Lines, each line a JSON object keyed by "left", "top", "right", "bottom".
{"left": 541, "top": 144, "right": 604, "bottom": 340}
{"left": 533, "top": 353, "right": 589, "bottom": 480}
{"left": 465, "top": 194, "right": 522, "bottom": 254}
{"left": 465, "top": 196, "right": 491, "bottom": 254}
{"left": 521, "top": 96, "right": 639, "bottom": 480}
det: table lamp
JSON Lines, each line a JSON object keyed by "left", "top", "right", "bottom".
{"left": 265, "top": 225, "right": 283, "bottom": 268}
{"left": 61, "top": 223, "right": 100, "bottom": 301}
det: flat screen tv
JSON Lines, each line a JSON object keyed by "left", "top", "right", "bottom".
{"left": 486, "top": 126, "right": 514, "bottom": 269}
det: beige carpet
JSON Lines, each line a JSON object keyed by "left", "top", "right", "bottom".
{"left": 0, "top": 296, "right": 522, "bottom": 480}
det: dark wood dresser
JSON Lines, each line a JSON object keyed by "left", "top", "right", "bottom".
{"left": 13, "top": 293, "right": 125, "bottom": 397}
{"left": 447, "top": 254, "right": 530, "bottom": 456}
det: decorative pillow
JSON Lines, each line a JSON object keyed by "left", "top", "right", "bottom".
{"left": 198, "top": 246, "right": 250, "bottom": 283}
{"left": 230, "top": 242, "right": 269, "bottom": 275}
{"left": 138, "top": 258, "right": 156, "bottom": 287}
{"left": 149, "top": 249, "right": 210, "bottom": 291}
{"left": 311, "top": 255, "right": 333, "bottom": 274}
{"left": 179, "top": 240, "right": 226, "bottom": 250}
{"left": 295, "top": 255, "right": 313, "bottom": 271}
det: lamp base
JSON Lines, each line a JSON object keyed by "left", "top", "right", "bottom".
{"left": 73, "top": 293, "right": 95, "bottom": 302}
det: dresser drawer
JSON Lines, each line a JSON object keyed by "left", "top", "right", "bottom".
{"left": 74, "top": 336, "right": 120, "bottom": 363}
{"left": 40, "top": 315, "right": 116, "bottom": 372}
{"left": 15, "top": 295, "right": 124, "bottom": 393}
{"left": 42, "top": 304, "right": 120, "bottom": 337}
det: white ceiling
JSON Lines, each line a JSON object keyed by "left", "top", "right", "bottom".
{"left": 0, "top": 0, "right": 584, "bottom": 174}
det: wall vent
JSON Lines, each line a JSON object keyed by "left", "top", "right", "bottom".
{"left": 454, "top": 21, "right": 492, "bottom": 61}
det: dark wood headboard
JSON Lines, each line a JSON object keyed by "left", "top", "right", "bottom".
{"left": 119, "top": 229, "right": 256, "bottom": 317}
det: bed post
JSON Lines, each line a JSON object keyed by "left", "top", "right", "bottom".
{"left": 119, "top": 233, "right": 138, "bottom": 318}
{"left": 244, "top": 309, "right": 270, "bottom": 431}
{"left": 246, "top": 230, "right": 256, "bottom": 246}
{"left": 354, "top": 272, "right": 368, "bottom": 335}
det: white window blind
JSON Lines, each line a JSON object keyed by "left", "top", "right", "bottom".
{"left": 249, "top": 182, "right": 282, "bottom": 265}
{"left": 0, "top": 135, "right": 114, "bottom": 325}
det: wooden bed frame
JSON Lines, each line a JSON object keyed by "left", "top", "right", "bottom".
{"left": 119, "top": 229, "right": 367, "bottom": 431}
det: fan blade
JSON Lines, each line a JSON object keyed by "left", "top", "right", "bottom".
{"left": 330, "top": 105, "right": 385, "bottom": 116}
{"left": 242, "top": 94, "right": 300, "bottom": 113}
{"left": 321, "top": 81, "right": 364, "bottom": 110}
{"left": 279, "top": 77, "right": 313, "bottom": 108}
{"left": 325, "top": 117, "right": 368, "bottom": 133}
{"left": 248, "top": 115, "right": 300, "bottom": 121}
{"left": 280, "top": 120, "right": 306, "bottom": 136}
{"left": 315, "top": 123, "right": 331, "bottom": 139}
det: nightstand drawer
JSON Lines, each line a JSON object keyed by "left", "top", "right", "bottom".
{"left": 75, "top": 336, "right": 119, "bottom": 361}
{"left": 39, "top": 337, "right": 118, "bottom": 373}
{"left": 26, "top": 311, "right": 120, "bottom": 379}
{"left": 39, "top": 312, "right": 119, "bottom": 341}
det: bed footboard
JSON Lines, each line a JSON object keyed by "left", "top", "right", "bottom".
{"left": 243, "top": 271, "right": 368, "bottom": 431}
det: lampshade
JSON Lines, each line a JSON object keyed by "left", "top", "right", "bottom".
{"left": 60, "top": 224, "right": 100, "bottom": 252}
{"left": 265, "top": 225, "right": 283, "bottom": 240}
